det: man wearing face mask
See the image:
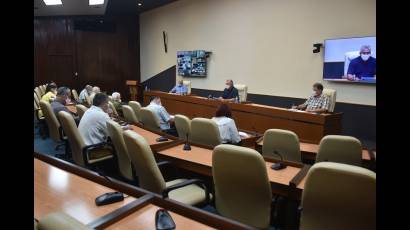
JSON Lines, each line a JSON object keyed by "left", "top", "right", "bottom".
{"left": 292, "top": 83, "right": 330, "bottom": 113}
{"left": 169, "top": 79, "right": 188, "bottom": 95}
{"left": 347, "top": 45, "right": 376, "bottom": 81}
{"left": 218, "top": 79, "right": 239, "bottom": 102}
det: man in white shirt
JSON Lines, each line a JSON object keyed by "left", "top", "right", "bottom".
{"left": 78, "top": 85, "right": 92, "bottom": 104}
{"left": 146, "top": 96, "right": 177, "bottom": 136}
{"left": 212, "top": 104, "right": 241, "bottom": 144}
{"left": 89, "top": 86, "right": 101, "bottom": 104}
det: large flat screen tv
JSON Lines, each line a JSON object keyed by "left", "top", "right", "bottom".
{"left": 177, "top": 50, "right": 207, "bottom": 77}
{"left": 323, "top": 36, "right": 376, "bottom": 84}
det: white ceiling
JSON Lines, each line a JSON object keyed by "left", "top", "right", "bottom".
{"left": 34, "top": 0, "right": 108, "bottom": 16}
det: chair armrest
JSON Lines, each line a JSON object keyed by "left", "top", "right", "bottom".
{"left": 162, "top": 179, "right": 210, "bottom": 204}
{"left": 82, "top": 142, "right": 114, "bottom": 165}
{"left": 156, "top": 161, "right": 172, "bottom": 167}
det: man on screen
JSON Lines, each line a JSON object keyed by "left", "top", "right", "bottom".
{"left": 347, "top": 45, "right": 376, "bottom": 81}
{"left": 292, "top": 83, "right": 330, "bottom": 113}
{"left": 218, "top": 79, "right": 239, "bottom": 102}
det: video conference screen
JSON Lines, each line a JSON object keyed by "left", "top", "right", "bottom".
{"left": 177, "top": 50, "right": 207, "bottom": 77}
{"left": 323, "top": 36, "right": 376, "bottom": 84}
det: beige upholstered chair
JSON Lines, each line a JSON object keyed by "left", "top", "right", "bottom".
{"left": 39, "top": 101, "right": 63, "bottom": 145}
{"left": 262, "top": 129, "right": 302, "bottom": 162}
{"left": 316, "top": 135, "right": 362, "bottom": 166}
{"left": 39, "top": 85, "right": 46, "bottom": 96}
{"left": 322, "top": 88, "right": 336, "bottom": 112}
{"left": 108, "top": 101, "right": 118, "bottom": 117}
{"left": 123, "top": 130, "right": 210, "bottom": 206}
{"left": 122, "top": 105, "right": 140, "bottom": 124}
{"left": 235, "top": 84, "right": 248, "bottom": 102}
{"left": 212, "top": 144, "right": 272, "bottom": 229}
{"left": 85, "top": 95, "right": 92, "bottom": 107}
{"left": 183, "top": 80, "right": 192, "bottom": 95}
{"left": 36, "top": 212, "right": 93, "bottom": 230}
{"left": 190, "top": 118, "right": 222, "bottom": 147}
{"left": 58, "top": 111, "right": 113, "bottom": 167}
{"left": 106, "top": 120, "right": 133, "bottom": 181}
{"left": 140, "top": 108, "right": 161, "bottom": 132}
{"left": 75, "top": 104, "right": 88, "bottom": 119}
{"left": 35, "top": 87, "right": 42, "bottom": 100}
{"left": 174, "top": 114, "right": 191, "bottom": 141}
{"left": 128, "top": 101, "right": 142, "bottom": 122}
{"left": 300, "top": 162, "right": 376, "bottom": 230}
{"left": 71, "top": 89, "right": 79, "bottom": 102}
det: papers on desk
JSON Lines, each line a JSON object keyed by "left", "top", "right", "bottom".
{"left": 239, "top": 131, "right": 249, "bottom": 138}
{"left": 288, "top": 108, "right": 305, "bottom": 113}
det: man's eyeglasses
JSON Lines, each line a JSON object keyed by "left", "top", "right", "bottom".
{"left": 361, "top": 51, "right": 371, "bottom": 55}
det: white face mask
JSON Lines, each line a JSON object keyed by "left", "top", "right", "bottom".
{"left": 361, "top": 54, "right": 370, "bottom": 61}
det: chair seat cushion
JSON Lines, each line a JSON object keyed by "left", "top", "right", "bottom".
{"left": 88, "top": 146, "right": 113, "bottom": 164}
{"left": 166, "top": 179, "right": 210, "bottom": 206}
{"left": 37, "top": 212, "right": 93, "bottom": 230}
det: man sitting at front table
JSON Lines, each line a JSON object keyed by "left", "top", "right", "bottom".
{"left": 169, "top": 80, "right": 188, "bottom": 95}
{"left": 347, "top": 45, "right": 376, "bottom": 81}
{"left": 292, "top": 83, "right": 330, "bottom": 113}
{"left": 146, "top": 96, "right": 177, "bottom": 136}
{"left": 218, "top": 79, "right": 239, "bottom": 102}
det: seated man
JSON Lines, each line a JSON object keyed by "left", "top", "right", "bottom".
{"left": 292, "top": 83, "right": 330, "bottom": 113}
{"left": 218, "top": 79, "right": 239, "bottom": 102}
{"left": 41, "top": 83, "right": 57, "bottom": 103}
{"left": 212, "top": 104, "right": 241, "bottom": 145}
{"left": 51, "top": 87, "right": 80, "bottom": 124}
{"left": 347, "top": 45, "right": 376, "bottom": 81}
{"left": 89, "top": 86, "right": 101, "bottom": 103}
{"left": 169, "top": 80, "right": 188, "bottom": 95}
{"left": 146, "top": 96, "right": 177, "bottom": 136}
{"left": 78, "top": 85, "right": 92, "bottom": 104}
{"left": 111, "top": 92, "right": 123, "bottom": 117}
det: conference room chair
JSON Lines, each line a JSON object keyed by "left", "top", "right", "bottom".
{"left": 212, "top": 144, "right": 272, "bottom": 229}
{"left": 38, "top": 85, "right": 45, "bottom": 96}
{"left": 71, "top": 89, "right": 79, "bottom": 102}
{"left": 106, "top": 120, "right": 134, "bottom": 182}
{"left": 262, "top": 129, "right": 302, "bottom": 163}
{"left": 34, "top": 96, "right": 46, "bottom": 138}
{"left": 75, "top": 104, "right": 88, "bottom": 120}
{"left": 122, "top": 105, "right": 140, "bottom": 124}
{"left": 58, "top": 111, "right": 114, "bottom": 167}
{"left": 128, "top": 101, "right": 142, "bottom": 122}
{"left": 183, "top": 80, "right": 192, "bottom": 95}
{"left": 123, "top": 130, "right": 210, "bottom": 206}
{"left": 322, "top": 88, "right": 337, "bottom": 112}
{"left": 35, "top": 87, "right": 42, "bottom": 100}
{"left": 235, "top": 84, "right": 248, "bottom": 102}
{"left": 35, "top": 212, "right": 93, "bottom": 230}
{"left": 108, "top": 95, "right": 113, "bottom": 102}
{"left": 85, "top": 95, "right": 92, "bottom": 107}
{"left": 316, "top": 135, "right": 362, "bottom": 166}
{"left": 190, "top": 118, "right": 222, "bottom": 147}
{"left": 140, "top": 108, "right": 161, "bottom": 132}
{"left": 174, "top": 114, "right": 191, "bottom": 141}
{"left": 39, "top": 101, "right": 67, "bottom": 153}
{"left": 299, "top": 162, "right": 375, "bottom": 230}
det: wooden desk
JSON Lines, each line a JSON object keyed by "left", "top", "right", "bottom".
{"left": 106, "top": 203, "right": 214, "bottom": 230}
{"left": 155, "top": 143, "right": 305, "bottom": 199}
{"left": 34, "top": 158, "right": 136, "bottom": 224}
{"left": 129, "top": 124, "right": 178, "bottom": 151}
{"left": 143, "top": 91, "right": 342, "bottom": 144}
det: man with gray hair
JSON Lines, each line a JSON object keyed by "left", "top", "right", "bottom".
{"left": 111, "top": 92, "right": 123, "bottom": 117}
{"left": 347, "top": 45, "right": 376, "bottom": 81}
{"left": 79, "top": 85, "right": 93, "bottom": 104}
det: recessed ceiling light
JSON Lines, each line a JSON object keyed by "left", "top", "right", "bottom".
{"left": 43, "top": 0, "right": 62, "bottom": 5}
{"left": 138, "top": 3, "right": 142, "bottom": 6}
{"left": 89, "top": 0, "right": 104, "bottom": 5}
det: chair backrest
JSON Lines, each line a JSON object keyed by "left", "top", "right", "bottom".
{"left": 34, "top": 92, "right": 40, "bottom": 108}
{"left": 85, "top": 95, "right": 92, "bottom": 107}
{"left": 174, "top": 114, "right": 191, "bottom": 141}
{"left": 122, "top": 105, "right": 139, "bottom": 124}
{"left": 106, "top": 120, "right": 133, "bottom": 181}
{"left": 58, "top": 111, "right": 86, "bottom": 166}
{"left": 300, "top": 162, "right": 376, "bottom": 230}
{"left": 39, "top": 101, "right": 61, "bottom": 142}
{"left": 123, "top": 130, "right": 166, "bottom": 193}
{"left": 75, "top": 104, "right": 88, "bottom": 119}
{"left": 108, "top": 95, "right": 113, "bottom": 102}
{"left": 183, "top": 80, "right": 191, "bottom": 95}
{"left": 128, "top": 101, "right": 142, "bottom": 122}
{"left": 190, "top": 118, "right": 222, "bottom": 146}
{"left": 316, "top": 135, "right": 362, "bottom": 166}
{"left": 140, "top": 108, "right": 161, "bottom": 132}
{"left": 235, "top": 84, "right": 248, "bottom": 102}
{"left": 37, "top": 212, "right": 93, "bottom": 230}
{"left": 262, "top": 129, "right": 302, "bottom": 162}
{"left": 213, "top": 144, "right": 272, "bottom": 229}
{"left": 322, "top": 88, "right": 337, "bottom": 112}
{"left": 35, "top": 87, "right": 42, "bottom": 99}
{"left": 71, "top": 89, "right": 79, "bottom": 101}
{"left": 39, "top": 85, "right": 45, "bottom": 96}
{"left": 108, "top": 101, "right": 118, "bottom": 117}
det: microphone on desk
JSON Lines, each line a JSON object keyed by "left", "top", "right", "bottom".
{"left": 183, "top": 134, "right": 191, "bottom": 151}
{"left": 208, "top": 94, "right": 213, "bottom": 99}
{"left": 270, "top": 150, "right": 287, "bottom": 170}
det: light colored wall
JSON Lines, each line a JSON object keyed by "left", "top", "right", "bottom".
{"left": 140, "top": 0, "right": 376, "bottom": 106}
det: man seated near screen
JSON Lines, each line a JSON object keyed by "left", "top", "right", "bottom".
{"left": 169, "top": 80, "right": 188, "bottom": 95}
{"left": 146, "top": 96, "right": 177, "bottom": 136}
{"left": 218, "top": 79, "right": 239, "bottom": 102}
{"left": 347, "top": 45, "right": 376, "bottom": 81}
{"left": 292, "top": 83, "right": 330, "bottom": 113}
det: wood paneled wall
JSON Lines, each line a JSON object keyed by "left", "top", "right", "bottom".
{"left": 34, "top": 16, "right": 140, "bottom": 101}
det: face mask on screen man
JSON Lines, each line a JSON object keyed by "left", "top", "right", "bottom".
{"left": 361, "top": 54, "right": 370, "bottom": 61}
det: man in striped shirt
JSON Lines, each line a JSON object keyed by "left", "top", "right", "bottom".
{"left": 292, "top": 83, "right": 330, "bottom": 113}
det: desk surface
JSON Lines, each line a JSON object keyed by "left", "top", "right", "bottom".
{"left": 156, "top": 144, "right": 305, "bottom": 190}
{"left": 130, "top": 125, "right": 172, "bottom": 145}
{"left": 106, "top": 204, "right": 214, "bottom": 230}
{"left": 34, "top": 159, "right": 135, "bottom": 224}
